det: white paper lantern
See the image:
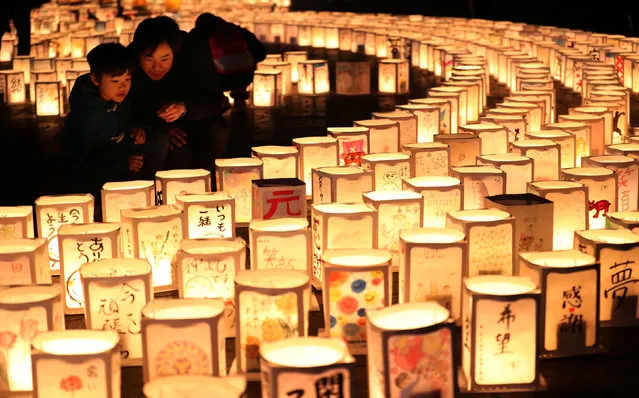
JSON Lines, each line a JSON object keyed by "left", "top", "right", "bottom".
{"left": 311, "top": 166, "right": 373, "bottom": 205}
{"left": 395, "top": 104, "right": 441, "bottom": 143}
{"left": 175, "top": 192, "right": 235, "bottom": 239}
{"left": 450, "top": 166, "right": 506, "bottom": 210}
{"left": 459, "top": 123, "right": 509, "bottom": 155}
{"left": 284, "top": 51, "right": 307, "bottom": 83}
{"left": 353, "top": 119, "right": 400, "bottom": 154}
{"left": 378, "top": 59, "right": 409, "bottom": 94}
{"left": 403, "top": 142, "right": 450, "bottom": 177}
{"left": 402, "top": 176, "right": 462, "bottom": 228}
{"left": 0, "top": 70, "right": 26, "bottom": 104}
{"left": 361, "top": 153, "right": 411, "bottom": 191}
{"left": 155, "top": 169, "right": 211, "bottom": 206}
{"left": 101, "top": 181, "right": 154, "bottom": 223}
{"left": 251, "top": 145, "right": 299, "bottom": 179}
{"left": 0, "top": 206, "right": 34, "bottom": 240}
{"left": 476, "top": 154, "right": 533, "bottom": 194}
{"left": 371, "top": 110, "right": 417, "bottom": 150}
{"left": 215, "top": 158, "right": 264, "bottom": 224}
{"left": 562, "top": 167, "right": 617, "bottom": 230}
{"left": 143, "top": 375, "right": 246, "bottom": 397}
{"left": 582, "top": 155, "right": 638, "bottom": 212}
{"left": 293, "top": 136, "right": 339, "bottom": 197}
{"left": 298, "top": 60, "right": 330, "bottom": 95}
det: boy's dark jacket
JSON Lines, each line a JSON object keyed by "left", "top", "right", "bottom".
{"left": 63, "top": 73, "right": 133, "bottom": 191}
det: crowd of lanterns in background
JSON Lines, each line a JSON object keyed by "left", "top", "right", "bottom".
{"left": 1, "top": 0, "right": 639, "bottom": 397}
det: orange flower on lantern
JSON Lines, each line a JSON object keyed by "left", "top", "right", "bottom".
{"left": 328, "top": 271, "right": 348, "bottom": 287}
{"left": 275, "top": 294, "right": 297, "bottom": 313}
{"left": 60, "top": 375, "right": 83, "bottom": 396}
{"left": 261, "top": 318, "right": 286, "bottom": 342}
{"left": 337, "top": 296, "right": 359, "bottom": 315}
{"left": 0, "top": 331, "right": 17, "bottom": 351}
{"left": 244, "top": 335, "right": 260, "bottom": 359}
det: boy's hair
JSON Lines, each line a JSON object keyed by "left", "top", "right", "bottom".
{"left": 87, "top": 43, "right": 133, "bottom": 80}
{"left": 130, "top": 16, "right": 182, "bottom": 58}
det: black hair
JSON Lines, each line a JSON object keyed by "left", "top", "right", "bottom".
{"left": 194, "top": 12, "right": 226, "bottom": 32}
{"left": 130, "top": 16, "right": 182, "bottom": 58}
{"left": 87, "top": 43, "right": 133, "bottom": 80}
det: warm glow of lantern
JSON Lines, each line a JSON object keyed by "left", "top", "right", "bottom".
{"left": 249, "top": 218, "right": 310, "bottom": 276}
{"left": 510, "top": 139, "right": 561, "bottom": 181}
{"left": 403, "top": 176, "right": 462, "bottom": 228}
{"left": 101, "top": 181, "right": 154, "bottom": 223}
{"left": 395, "top": 104, "right": 440, "bottom": 143}
{"left": 378, "top": 59, "right": 409, "bottom": 94}
{"left": 562, "top": 167, "right": 617, "bottom": 230}
{"left": 0, "top": 206, "right": 34, "bottom": 240}
{"left": 403, "top": 142, "right": 450, "bottom": 177}
{"left": 215, "top": 158, "right": 264, "bottom": 224}
{"left": 35, "top": 81, "right": 62, "bottom": 116}
{"left": 251, "top": 145, "right": 299, "bottom": 179}
{"left": 582, "top": 155, "right": 638, "bottom": 212}
{"left": 284, "top": 51, "right": 307, "bottom": 83}
{"left": 606, "top": 211, "right": 639, "bottom": 233}
{"left": 311, "top": 166, "right": 373, "bottom": 205}
{"left": 0, "top": 71, "right": 26, "bottom": 104}
{"left": 293, "top": 136, "right": 339, "bottom": 197}
{"left": 155, "top": 169, "right": 211, "bottom": 206}
{"left": 451, "top": 166, "right": 505, "bottom": 210}
{"left": 353, "top": 119, "right": 400, "bottom": 154}
{"left": 361, "top": 153, "right": 411, "bottom": 191}
{"left": 252, "top": 70, "right": 282, "bottom": 107}
{"left": 459, "top": 123, "right": 509, "bottom": 155}
{"left": 143, "top": 375, "right": 247, "bottom": 398}
{"left": 297, "top": 60, "right": 330, "bottom": 94}
{"left": 175, "top": 192, "right": 235, "bottom": 239}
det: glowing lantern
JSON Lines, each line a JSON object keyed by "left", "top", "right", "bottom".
{"left": 310, "top": 203, "right": 377, "bottom": 288}
{"left": 252, "top": 70, "right": 282, "bottom": 107}
{"left": 259, "top": 62, "right": 292, "bottom": 96}
{"left": 509, "top": 139, "right": 561, "bottom": 182}
{"left": 80, "top": 258, "right": 152, "bottom": 363}
{"left": 311, "top": 166, "right": 373, "bottom": 205}
{"left": 141, "top": 298, "right": 226, "bottom": 381}
{"left": 447, "top": 209, "right": 515, "bottom": 277}
{"left": 526, "top": 130, "right": 576, "bottom": 169}
{"left": 574, "top": 229, "right": 639, "bottom": 327}
{"left": 284, "top": 51, "right": 307, "bottom": 83}
{"left": 606, "top": 211, "right": 639, "bottom": 233}
{"left": 429, "top": 86, "right": 466, "bottom": 132}
{"left": 297, "top": 25, "right": 312, "bottom": 47}
{"left": 434, "top": 134, "right": 481, "bottom": 168}
{"left": 58, "top": 223, "right": 119, "bottom": 314}
{"left": 371, "top": 110, "right": 416, "bottom": 150}
{"left": 570, "top": 106, "right": 614, "bottom": 148}
{"left": 0, "top": 286, "right": 62, "bottom": 392}
{"left": 0, "top": 36, "right": 13, "bottom": 62}
{"left": 395, "top": 104, "right": 440, "bottom": 143}
{"left": 251, "top": 146, "right": 299, "bottom": 179}
{"left": 361, "top": 153, "right": 411, "bottom": 191}
{"left": 519, "top": 250, "right": 600, "bottom": 357}
{"left": 450, "top": 166, "right": 505, "bottom": 210}
{"left": 54, "top": 58, "right": 72, "bottom": 87}
{"left": 378, "top": 59, "right": 409, "bottom": 94}
{"left": 543, "top": 122, "right": 591, "bottom": 166}
{"left": 311, "top": 26, "right": 325, "bottom": 48}
{"left": 558, "top": 113, "right": 605, "bottom": 156}
{"left": 35, "top": 194, "right": 94, "bottom": 275}
{"left": 298, "top": 60, "right": 330, "bottom": 95}
{"left": 403, "top": 142, "right": 450, "bottom": 177}
{"left": 0, "top": 206, "right": 34, "bottom": 240}
{"left": 403, "top": 176, "right": 462, "bottom": 228}
{"left": 476, "top": 154, "right": 533, "bottom": 194}
{"left": 562, "top": 167, "right": 617, "bottom": 230}
{"left": 498, "top": 102, "right": 542, "bottom": 132}
{"left": 260, "top": 337, "right": 355, "bottom": 397}
{"left": 445, "top": 81, "right": 479, "bottom": 123}
{"left": 144, "top": 375, "right": 246, "bottom": 398}
{"left": 34, "top": 81, "right": 62, "bottom": 116}
{"left": 31, "top": 330, "right": 120, "bottom": 398}
{"left": 328, "top": 126, "right": 370, "bottom": 166}
{"left": 293, "top": 136, "right": 339, "bottom": 197}
{"left": 339, "top": 27, "right": 353, "bottom": 52}
{"left": 0, "top": 239, "right": 49, "bottom": 287}
{"left": 155, "top": 169, "right": 211, "bottom": 206}
{"left": 606, "top": 143, "right": 639, "bottom": 156}
{"left": 249, "top": 218, "right": 310, "bottom": 276}
{"left": 175, "top": 192, "right": 235, "bottom": 239}
{"left": 582, "top": 155, "right": 638, "bottom": 212}
{"left": 353, "top": 119, "right": 399, "bottom": 154}
{"left": 120, "top": 206, "right": 183, "bottom": 292}
{"left": 214, "top": 158, "right": 263, "bottom": 224}
{"left": 409, "top": 97, "right": 452, "bottom": 134}
{"left": 235, "top": 270, "right": 310, "bottom": 376}
{"left": 504, "top": 96, "right": 547, "bottom": 127}
{"left": 252, "top": 178, "right": 306, "bottom": 221}
{"left": 101, "top": 181, "right": 154, "bottom": 223}
{"left": 459, "top": 123, "right": 509, "bottom": 155}
{"left": 0, "top": 70, "right": 26, "bottom": 104}
{"left": 461, "top": 276, "right": 541, "bottom": 391}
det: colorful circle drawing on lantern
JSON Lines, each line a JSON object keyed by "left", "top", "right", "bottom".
{"left": 66, "top": 269, "right": 83, "bottom": 304}
{"left": 155, "top": 340, "right": 209, "bottom": 377}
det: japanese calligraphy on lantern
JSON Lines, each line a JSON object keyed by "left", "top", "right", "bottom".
{"left": 255, "top": 234, "right": 308, "bottom": 272}
{"left": 181, "top": 256, "right": 234, "bottom": 300}
{"left": 414, "top": 151, "right": 448, "bottom": 177}
{"left": 252, "top": 179, "right": 306, "bottom": 221}
{"left": 421, "top": 189, "right": 461, "bottom": 229}
{"left": 36, "top": 356, "right": 108, "bottom": 397}
{"left": 40, "top": 207, "right": 84, "bottom": 272}
{"left": 0, "top": 256, "right": 30, "bottom": 285}
{"left": 600, "top": 246, "right": 639, "bottom": 324}
{"left": 278, "top": 368, "right": 350, "bottom": 398}
{"left": 187, "top": 204, "right": 233, "bottom": 239}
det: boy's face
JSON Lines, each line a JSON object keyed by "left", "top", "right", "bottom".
{"left": 91, "top": 71, "right": 132, "bottom": 103}
{"left": 140, "top": 42, "right": 174, "bottom": 81}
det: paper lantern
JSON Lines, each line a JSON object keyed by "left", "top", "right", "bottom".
{"left": 519, "top": 250, "right": 600, "bottom": 357}
{"left": 80, "top": 258, "right": 152, "bottom": 363}
{"left": 606, "top": 211, "right": 639, "bottom": 233}
{"left": 446, "top": 209, "right": 515, "bottom": 277}
{"left": 361, "top": 153, "right": 411, "bottom": 191}
{"left": 101, "top": 181, "right": 154, "bottom": 223}
{"left": 252, "top": 178, "right": 306, "bottom": 220}
{"left": 409, "top": 97, "right": 452, "bottom": 134}
{"left": 214, "top": 158, "right": 263, "bottom": 224}
{"left": 12, "top": 56, "right": 31, "bottom": 87}
{"left": 335, "top": 61, "right": 371, "bottom": 95}
{"left": 339, "top": 27, "right": 353, "bottom": 52}
{"left": 34, "top": 81, "right": 62, "bottom": 116}
{"left": 251, "top": 146, "right": 299, "bottom": 179}
{"left": 449, "top": 166, "right": 506, "bottom": 210}
{"left": 0, "top": 70, "right": 26, "bottom": 104}
{"left": 141, "top": 298, "right": 226, "bottom": 381}
{"left": 252, "top": 70, "right": 282, "bottom": 107}
{"left": 0, "top": 36, "right": 13, "bottom": 62}
{"left": 31, "top": 330, "right": 120, "bottom": 398}
{"left": 321, "top": 249, "right": 391, "bottom": 354}
{"left": 0, "top": 238, "right": 49, "bottom": 286}
{"left": 558, "top": 113, "right": 605, "bottom": 156}
{"left": 0, "top": 206, "right": 34, "bottom": 240}
{"left": 582, "top": 155, "right": 638, "bottom": 212}
{"left": 311, "top": 26, "right": 325, "bottom": 48}
{"left": 402, "top": 176, "right": 462, "bottom": 228}
{"left": 429, "top": 87, "right": 466, "bottom": 132}
{"left": 311, "top": 166, "right": 373, "bottom": 205}
{"left": 570, "top": 106, "right": 614, "bottom": 148}
{"left": 143, "top": 375, "right": 246, "bottom": 398}
{"left": 543, "top": 122, "right": 590, "bottom": 166}
{"left": 562, "top": 167, "right": 617, "bottom": 230}
{"left": 297, "top": 25, "right": 312, "bottom": 47}
{"left": 292, "top": 136, "right": 339, "bottom": 197}
{"left": 403, "top": 142, "right": 450, "bottom": 177}
{"left": 461, "top": 275, "right": 541, "bottom": 391}
{"left": 175, "top": 192, "right": 235, "bottom": 239}
{"left": 574, "top": 229, "right": 639, "bottom": 327}
{"left": 260, "top": 336, "right": 355, "bottom": 397}
{"left": 298, "top": 60, "right": 330, "bottom": 95}
{"left": 0, "top": 286, "right": 62, "bottom": 392}
{"left": 310, "top": 203, "right": 377, "bottom": 288}
{"left": 327, "top": 126, "right": 370, "bottom": 166}
{"left": 606, "top": 143, "right": 639, "bottom": 156}
{"left": 445, "top": 81, "right": 479, "bottom": 123}
{"left": 433, "top": 135, "right": 480, "bottom": 169}
{"left": 155, "top": 169, "right": 211, "bottom": 206}
{"left": 120, "top": 206, "right": 183, "bottom": 291}
{"left": 235, "top": 269, "right": 310, "bottom": 375}
{"left": 509, "top": 139, "right": 561, "bottom": 182}
{"left": 526, "top": 130, "right": 576, "bottom": 169}
{"left": 378, "top": 59, "right": 409, "bottom": 94}
{"left": 249, "top": 218, "right": 310, "bottom": 275}
{"left": 35, "top": 194, "right": 94, "bottom": 275}
{"left": 259, "top": 62, "right": 292, "bottom": 96}
{"left": 284, "top": 51, "right": 307, "bottom": 83}
{"left": 371, "top": 110, "right": 417, "bottom": 150}
{"left": 459, "top": 123, "right": 509, "bottom": 155}
{"left": 394, "top": 104, "right": 440, "bottom": 143}
{"left": 353, "top": 119, "right": 399, "bottom": 154}
{"left": 476, "top": 154, "right": 533, "bottom": 194}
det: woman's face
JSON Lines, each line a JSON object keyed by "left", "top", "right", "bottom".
{"left": 140, "top": 42, "right": 174, "bottom": 81}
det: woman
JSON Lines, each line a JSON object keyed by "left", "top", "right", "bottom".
{"left": 128, "top": 16, "right": 229, "bottom": 177}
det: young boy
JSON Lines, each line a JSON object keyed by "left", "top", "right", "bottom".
{"left": 63, "top": 43, "right": 144, "bottom": 219}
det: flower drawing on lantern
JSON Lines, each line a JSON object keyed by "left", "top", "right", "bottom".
{"left": 518, "top": 217, "right": 544, "bottom": 253}
{"left": 155, "top": 340, "right": 210, "bottom": 377}
{"left": 59, "top": 375, "right": 83, "bottom": 397}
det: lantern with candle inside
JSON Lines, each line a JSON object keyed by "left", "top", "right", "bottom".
{"left": 80, "top": 258, "right": 152, "bottom": 364}
{"left": 251, "top": 145, "right": 299, "bottom": 179}
{"left": 235, "top": 269, "right": 310, "bottom": 377}
{"left": 144, "top": 375, "right": 247, "bottom": 398}
{"left": 510, "top": 139, "right": 561, "bottom": 182}
{"left": 311, "top": 166, "right": 373, "bottom": 205}
{"left": 562, "top": 167, "right": 617, "bottom": 230}
{"left": 543, "top": 122, "right": 591, "bottom": 166}
{"left": 335, "top": 61, "right": 371, "bottom": 95}
{"left": 101, "top": 181, "right": 154, "bottom": 223}
{"left": 449, "top": 166, "right": 506, "bottom": 210}
{"left": 353, "top": 119, "right": 399, "bottom": 154}
{"left": 310, "top": 203, "right": 377, "bottom": 288}
{"left": 574, "top": 229, "right": 639, "bottom": 327}
{"left": 434, "top": 133, "right": 481, "bottom": 167}
{"left": 367, "top": 302, "right": 456, "bottom": 398}
{"left": 249, "top": 218, "right": 310, "bottom": 276}
{"left": 558, "top": 113, "right": 605, "bottom": 156}
{"left": 395, "top": 104, "right": 440, "bottom": 144}
{"left": 252, "top": 70, "right": 282, "bottom": 107}
{"left": 252, "top": 178, "right": 306, "bottom": 220}
{"left": 403, "top": 176, "right": 462, "bottom": 228}
{"left": 404, "top": 142, "right": 450, "bottom": 177}
{"left": 260, "top": 336, "right": 355, "bottom": 398}
{"left": 58, "top": 223, "right": 119, "bottom": 314}
{"left": 155, "top": 169, "right": 211, "bottom": 206}
{"left": 446, "top": 209, "right": 515, "bottom": 277}
{"left": 31, "top": 330, "right": 120, "bottom": 398}
{"left": 526, "top": 130, "right": 576, "bottom": 169}
{"left": 0, "top": 286, "right": 62, "bottom": 392}
{"left": 460, "top": 275, "right": 541, "bottom": 391}
{"left": 0, "top": 36, "right": 13, "bottom": 62}
{"left": 570, "top": 106, "right": 614, "bottom": 148}
{"left": 518, "top": 250, "right": 600, "bottom": 358}
{"left": 361, "top": 153, "right": 411, "bottom": 191}
{"left": 582, "top": 155, "right": 638, "bottom": 212}
{"left": 607, "top": 211, "right": 639, "bottom": 233}
{"left": 34, "top": 81, "right": 62, "bottom": 116}
{"left": 497, "top": 101, "right": 543, "bottom": 132}
{"left": 371, "top": 110, "right": 417, "bottom": 150}
{"left": 141, "top": 298, "right": 226, "bottom": 381}
{"left": 284, "top": 51, "right": 307, "bottom": 83}
{"left": 459, "top": 123, "right": 509, "bottom": 155}
{"left": 298, "top": 60, "right": 330, "bottom": 95}
{"left": 0, "top": 70, "right": 26, "bottom": 104}
{"left": 175, "top": 192, "right": 235, "bottom": 239}
{"left": 35, "top": 194, "right": 94, "bottom": 275}
{"left": 328, "top": 126, "right": 370, "bottom": 166}
{"left": 378, "top": 59, "right": 409, "bottom": 94}
{"left": 293, "top": 136, "right": 339, "bottom": 197}
{"left": 120, "top": 206, "right": 183, "bottom": 292}
{"left": 321, "top": 249, "right": 391, "bottom": 354}
{"left": 409, "top": 97, "right": 452, "bottom": 134}
{"left": 258, "top": 61, "right": 292, "bottom": 96}
{"left": 0, "top": 206, "right": 34, "bottom": 239}
{"left": 476, "top": 154, "right": 533, "bottom": 194}
{"left": 214, "top": 158, "right": 263, "bottom": 224}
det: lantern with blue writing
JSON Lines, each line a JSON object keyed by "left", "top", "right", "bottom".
{"left": 0, "top": 206, "right": 34, "bottom": 240}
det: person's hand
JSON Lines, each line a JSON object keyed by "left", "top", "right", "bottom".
{"left": 157, "top": 102, "right": 186, "bottom": 123}
{"left": 130, "top": 128, "right": 146, "bottom": 145}
{"left": 168, "top": 127, "right": 187, "bottom": 150}
{"left": 128, "top": 155, "right": 144, "bottom": 172}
